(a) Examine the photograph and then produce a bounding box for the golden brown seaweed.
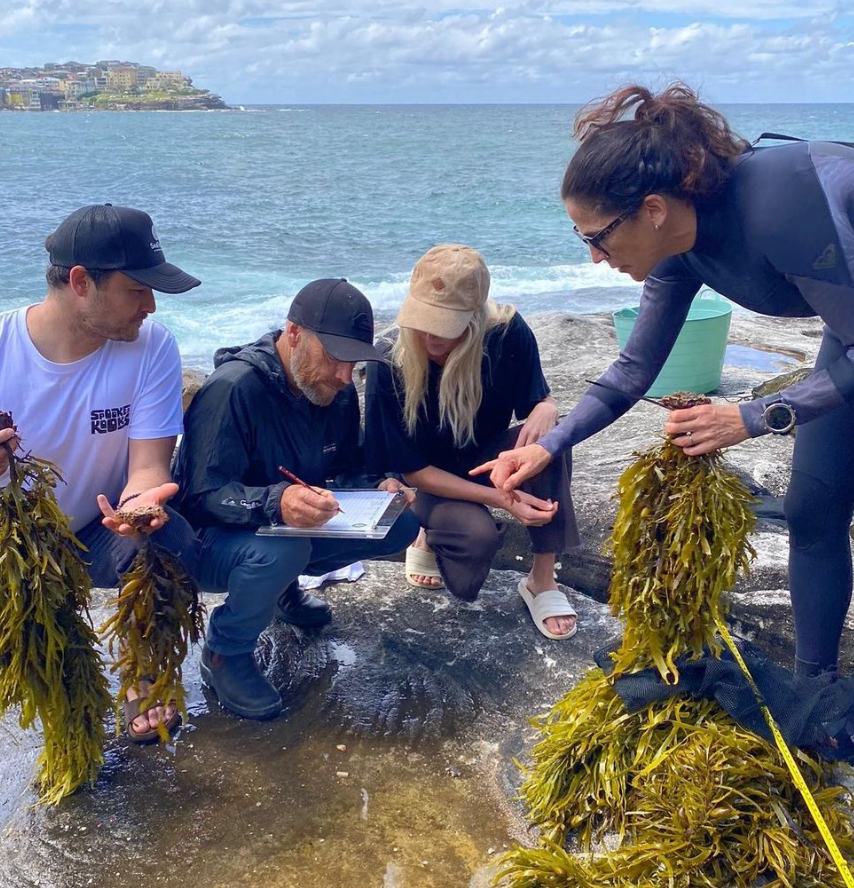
[495,413,854,887]
[0,410,110,804]
[100,538,205,742]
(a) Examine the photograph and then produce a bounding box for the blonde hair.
[391,301,517,448]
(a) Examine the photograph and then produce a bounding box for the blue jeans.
[76,505,201,588]
[196,510,419,656]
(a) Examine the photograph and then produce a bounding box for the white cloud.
[1,0,852,101]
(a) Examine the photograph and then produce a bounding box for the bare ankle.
[414,529,431,551]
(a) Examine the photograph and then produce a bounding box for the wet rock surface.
[0,566,620,888]
[2,309,850,887]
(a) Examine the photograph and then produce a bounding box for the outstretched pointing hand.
[469,443,553,492]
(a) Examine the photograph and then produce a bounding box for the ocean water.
[2,103,853,369]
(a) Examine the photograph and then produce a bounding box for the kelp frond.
[496,410,854,888]
[100,533,204,742]
[0,411,110,803]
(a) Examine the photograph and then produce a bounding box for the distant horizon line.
[231,100,854,106]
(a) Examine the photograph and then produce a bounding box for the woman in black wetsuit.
[475,83,854,678]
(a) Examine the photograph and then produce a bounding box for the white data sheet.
[255,489,409,539]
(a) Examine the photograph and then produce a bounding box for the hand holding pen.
[277,466,343,528]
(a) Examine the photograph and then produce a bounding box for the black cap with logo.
[287,278,384,363]
[45,204,201,294]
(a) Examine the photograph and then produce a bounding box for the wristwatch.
[761,397,796,435]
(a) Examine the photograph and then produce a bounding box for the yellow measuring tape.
[714,616,854,887]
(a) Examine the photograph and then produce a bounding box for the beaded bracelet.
[116,492,143,510]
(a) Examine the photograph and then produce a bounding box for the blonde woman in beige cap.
[365,245,580,640]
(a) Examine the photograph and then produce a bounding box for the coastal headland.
[0,61,227,111]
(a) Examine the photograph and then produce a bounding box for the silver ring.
[686,431,694,439]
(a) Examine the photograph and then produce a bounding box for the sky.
[1,0,853,104]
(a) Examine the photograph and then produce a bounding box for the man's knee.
[150,507,202,575]
[785,471,854,550]
[241,535,313,575]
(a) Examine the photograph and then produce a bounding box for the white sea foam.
[353,261,640,313]
[159,260,644,367]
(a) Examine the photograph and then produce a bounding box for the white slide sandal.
[405,545,445,589]
[518,579,578,640]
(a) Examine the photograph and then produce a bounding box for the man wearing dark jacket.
[173,279,418,720]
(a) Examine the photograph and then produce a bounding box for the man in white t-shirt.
[0,203,201,745]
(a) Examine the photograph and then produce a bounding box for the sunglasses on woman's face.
[572,205,639,259]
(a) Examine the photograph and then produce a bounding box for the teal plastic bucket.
[612,290,732,398]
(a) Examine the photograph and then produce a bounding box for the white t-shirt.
[0,306,184,532]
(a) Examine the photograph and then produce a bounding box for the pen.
[278,466,345,514]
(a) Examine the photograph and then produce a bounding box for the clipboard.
[255,488,412,540]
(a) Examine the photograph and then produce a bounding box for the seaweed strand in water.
[496,395,854,887]
[100,513,205,742]
[0,409,110,804]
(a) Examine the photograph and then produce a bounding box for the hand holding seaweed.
[0,409,110,804]
[97,482,178,536]
[607,399,757,682]
[665,399,751,455]
[0,411,19,475]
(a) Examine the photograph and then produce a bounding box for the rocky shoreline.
[2,308,847,888]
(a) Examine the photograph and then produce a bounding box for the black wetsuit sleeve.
[738,284,854,436]
[174,374,289,528]
[738,274,852,435]
[538,260,701,456]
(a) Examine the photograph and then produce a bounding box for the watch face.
[765,403,794,432]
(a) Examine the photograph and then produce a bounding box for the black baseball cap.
[45,204,201,294]
[287,278,384,362]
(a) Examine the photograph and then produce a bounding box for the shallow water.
[1,679,510,888]
[725,343,801,373]
[3,571,598,888]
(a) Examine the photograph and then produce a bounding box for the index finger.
[468,459,496,477]
[666,405,705,425]
[520,492,557,511]
[304,487,340,512]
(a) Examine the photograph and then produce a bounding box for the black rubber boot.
[275,581,332,629]
[200,646,282,719]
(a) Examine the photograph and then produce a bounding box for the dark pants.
[77,504,419,658]
[411,425,580,601]
[786,329,854,674]
[196,510,419,656]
